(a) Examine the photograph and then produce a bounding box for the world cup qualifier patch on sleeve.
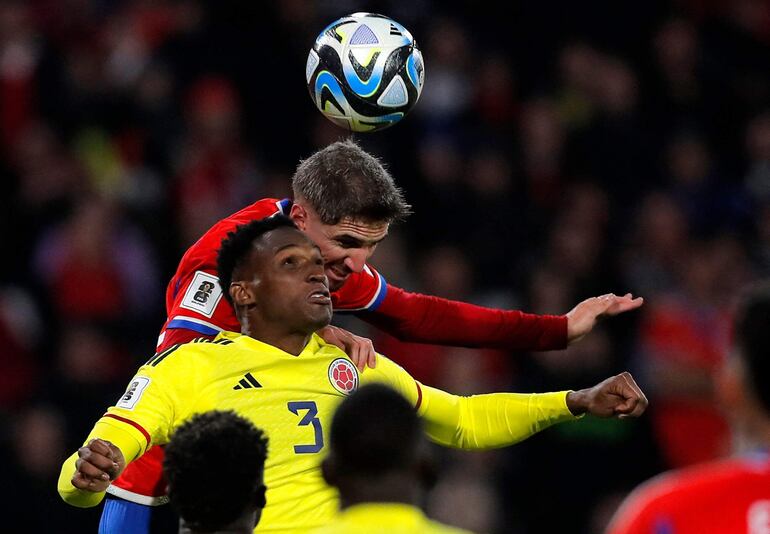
[117,377,151,410]
[180,271,223,318]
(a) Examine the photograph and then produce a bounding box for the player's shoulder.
[227,197,288,222]
[332,264,388,312]
[619,455,767,516]
[143,333,239,368]
[198,198,287,240]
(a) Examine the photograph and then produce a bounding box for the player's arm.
[57,346,192,507]
[371,358,648,449]
[419,372,647,449]
[361,284,642,351]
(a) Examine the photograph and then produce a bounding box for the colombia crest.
[328,358,359,395]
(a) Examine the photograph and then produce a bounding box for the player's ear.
[416,438,438,491]
[320,455,337,487]
[230,282,256,306]
[254,483,267,509]
[716,355,748,419]
[290,202,308,231]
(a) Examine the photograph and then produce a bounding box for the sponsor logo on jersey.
[233,372,262,390]
[328,358,358,395]
[180,271,223,318]
[117,377,151,410]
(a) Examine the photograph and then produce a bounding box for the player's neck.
[240,314,312,356]
[256,331,312,356]
[338,473,421,510]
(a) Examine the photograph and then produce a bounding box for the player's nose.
[307,269,328,287]
[343,249,368,273]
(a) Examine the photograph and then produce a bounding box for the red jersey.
[607,452,770,534]
[108,197,568,505]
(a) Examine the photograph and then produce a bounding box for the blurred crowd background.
[1,0,769,532]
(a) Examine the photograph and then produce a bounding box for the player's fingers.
[88,438,115,460]
[350,342,366,373]
[75,459,112,481]
[79,445,120,474]
[367,343,377,369]
[72,471,109,492]
[620,372,648,417]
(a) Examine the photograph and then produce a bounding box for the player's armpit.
[418,386,579,449]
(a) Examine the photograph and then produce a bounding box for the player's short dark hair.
[292,139,412,225]
[734,282,770,415]
[329,383,422,477]
[217,215,298,306]
[163,410,269,532]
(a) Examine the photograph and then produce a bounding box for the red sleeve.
[360,284,568,351]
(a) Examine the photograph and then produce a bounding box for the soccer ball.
[306,13,425,133]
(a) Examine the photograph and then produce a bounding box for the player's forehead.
[326,217,389,241]
[256,226,319,256]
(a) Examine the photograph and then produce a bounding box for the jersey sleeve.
[57,345,198,508]
[331,264,388,312]
[366,355,579,450]
[164,269,237,338]
[360,284,568,351]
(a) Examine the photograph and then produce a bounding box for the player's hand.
[71,439,125,493]
[318,325,377,372]
[566,293,643,345]
[566,372,648,418]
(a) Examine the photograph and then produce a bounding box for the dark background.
[1,0,768,532]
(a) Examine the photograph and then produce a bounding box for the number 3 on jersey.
[288,401,324,454]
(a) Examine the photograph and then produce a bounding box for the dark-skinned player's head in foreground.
[289,139,412,291]
[321,383,436,509]
[217,215,333,354]
[163,410,268,534]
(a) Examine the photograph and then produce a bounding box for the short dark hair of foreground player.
[319,383,472,533]
[163,411,268,534]
[323,383,431,501]
[217,214,298,307]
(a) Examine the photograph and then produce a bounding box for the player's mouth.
[325,266,350,289]
[307,286,331,305]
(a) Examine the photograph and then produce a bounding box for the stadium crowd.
[1,1,768,532]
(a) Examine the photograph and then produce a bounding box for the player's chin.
[304,303,333,329]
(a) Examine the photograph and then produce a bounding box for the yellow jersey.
[59,331,577,532]
[312,503,473,534]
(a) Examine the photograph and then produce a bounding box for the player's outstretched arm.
[361,285,642,351]
[416,372,647,450]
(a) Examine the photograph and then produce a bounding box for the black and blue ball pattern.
[306,13,425,132]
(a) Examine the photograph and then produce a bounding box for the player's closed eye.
[335,238,363,249]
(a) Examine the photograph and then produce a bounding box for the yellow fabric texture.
[311,503,474,534]
[58,331,577,532]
